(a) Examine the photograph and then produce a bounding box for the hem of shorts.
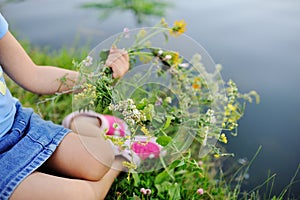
[0,127,71,200]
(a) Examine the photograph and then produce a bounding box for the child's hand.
[105,46,130,78]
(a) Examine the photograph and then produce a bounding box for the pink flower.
[132,141,160,160]
[145,189,152,195]
[123,27,130,38]
[155,98,162,106]
[140,188,146,195]
[197,188,204,195]
[140,188,152,195]
[198,160,203,166]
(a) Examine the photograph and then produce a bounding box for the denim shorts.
[0,102,71,200]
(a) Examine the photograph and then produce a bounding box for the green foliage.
[106,151,240,199]
[107,147,300,200]
[81,0,172,24]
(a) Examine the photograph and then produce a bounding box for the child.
[0,12,161,200]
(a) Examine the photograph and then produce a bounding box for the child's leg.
[43,131,115,180]
[43,115,117,180]
[11,157,125,200]
[10,116,126,199]
[69,115,106,137]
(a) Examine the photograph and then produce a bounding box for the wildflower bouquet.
[72,19,259,171]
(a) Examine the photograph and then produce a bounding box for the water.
[2,0,300,197]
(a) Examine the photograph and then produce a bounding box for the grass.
[5,38,299,200]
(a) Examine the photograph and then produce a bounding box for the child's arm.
[0,31,129,95]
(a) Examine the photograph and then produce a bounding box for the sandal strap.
[62,111,130,137]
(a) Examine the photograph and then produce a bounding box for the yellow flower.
[214,154,220,158]
[139,54,153,64]
[122,161,137,170]
[141,126,151,137]
[172,52,180,65]
[137,28,147,38]
[222,122,226,128]
[160,18,168,28]
[192,77,202,89]
[220,133,228,144]
[227,103,237,111]
[192,83,201,89]
[194,77,201,82]
[169,20,186,37]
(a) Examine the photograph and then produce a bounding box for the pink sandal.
[63,111,163,167]
[62,111,130,137]
[126,136,162,160]
[114,136,163,167]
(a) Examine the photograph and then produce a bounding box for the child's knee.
[71,115,99,129]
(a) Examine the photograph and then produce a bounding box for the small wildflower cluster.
[73,83,96,108]
[205,109,217,125]
[82,55,93,67]
[169,19,186,37]
[221,80,259,133]
[219,133,228,144]
[222,80,241,131]
[140,188,152,196]
[108,99,146,127]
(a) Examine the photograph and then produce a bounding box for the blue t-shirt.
[0,13,17,138]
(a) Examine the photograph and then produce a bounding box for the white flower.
[82,56,93,67]
[132,109,140,115]
[238,158,248,165]
[210,116,216,124]
[155,98,162,106]
[108,104,114,111]
[123,27,130,38]
[206,109,214,116]
[164,55,172,60]
[179,63,189,68]
[127,99,134,104]
[148,153,155,159]
[165,97,172,104]
[130,104,136,109]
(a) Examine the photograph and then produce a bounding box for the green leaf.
[132,172,140,187]
[154,170,172,185]
[163,32,169,43]
[136,98,148,110]
[155,182,172,198]
[168,159,185,170]
[143,104,155,121]
[99,49,109,62]
[168,182,181,200]
[156,135,172,147]
[163,115,174,130]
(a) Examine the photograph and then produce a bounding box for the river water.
[2,0,300,197]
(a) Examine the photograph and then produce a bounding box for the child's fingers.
[111,59,128,78]
[105,48,129,78]
[110,45,117,53]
